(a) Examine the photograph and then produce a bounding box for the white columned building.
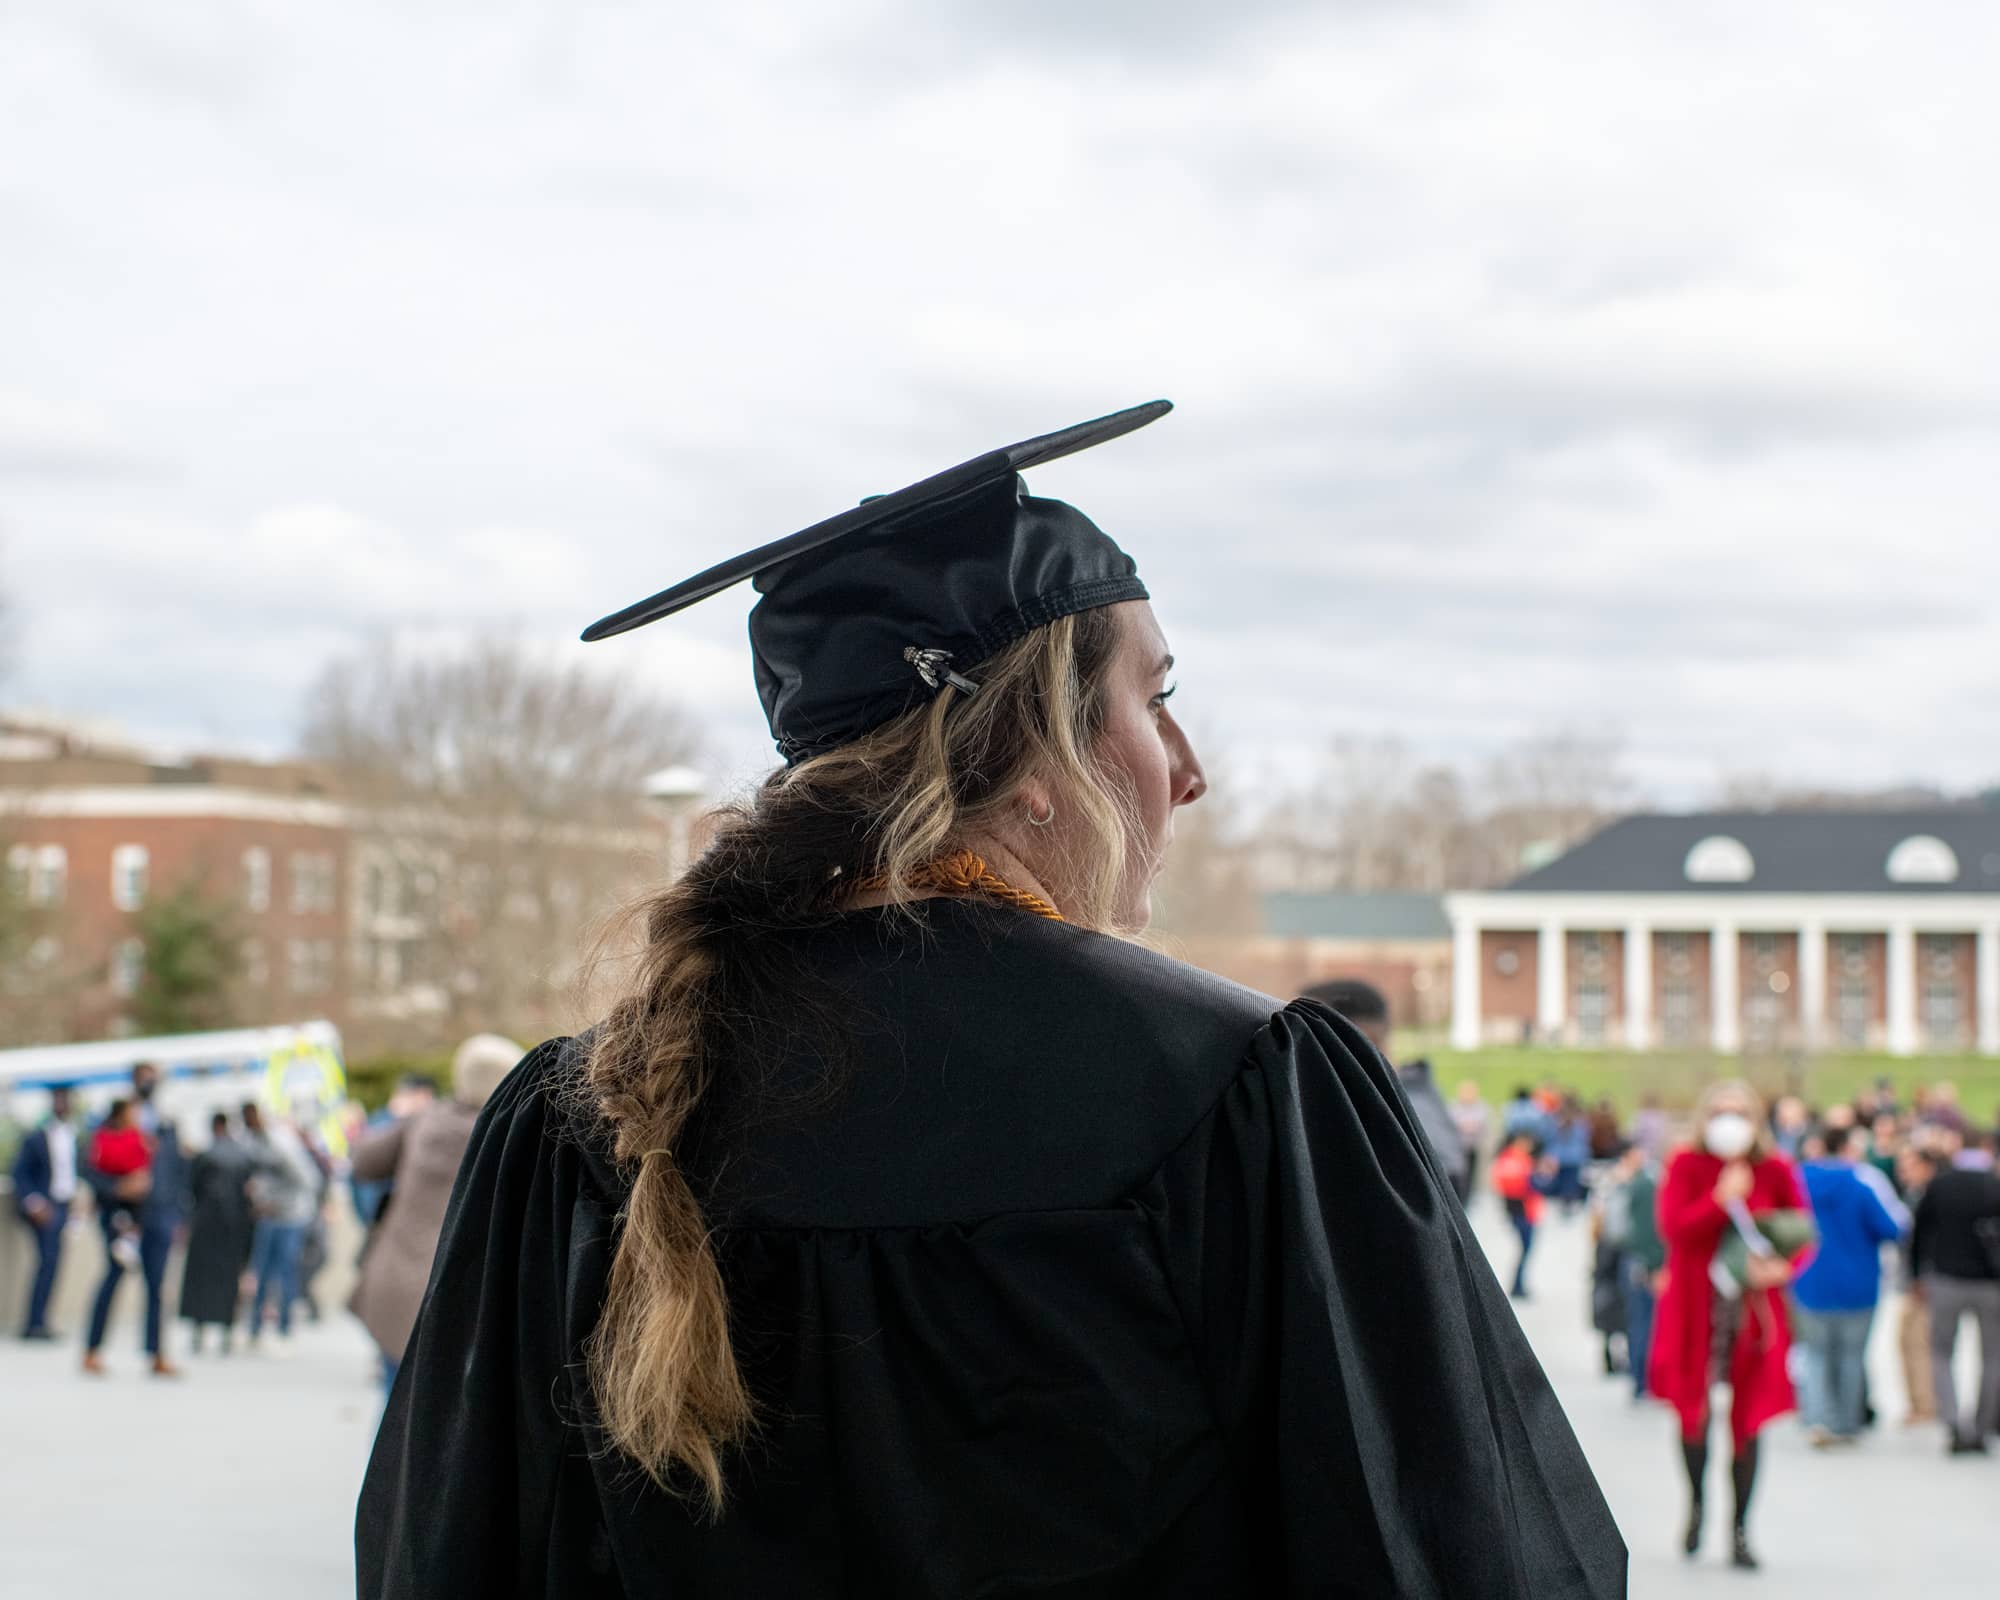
[1442,813,2000,1057]
[1979,922,2000,1057]
[1710,917,1740,1054]
[1450,914,1482,1050]
[1798,918,1827,1052]
[1623,919,1652,1048]
[1536,919,1566,1041]
[1885,920,1919,1058]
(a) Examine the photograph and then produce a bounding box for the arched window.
[1683,835,1754,884]
[1886,835,1959,885]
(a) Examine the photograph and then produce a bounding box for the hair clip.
[903,646,981,697]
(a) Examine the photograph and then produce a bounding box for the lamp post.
[642,765,708,881]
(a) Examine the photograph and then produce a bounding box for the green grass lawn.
[341,1039,2000,1122]
[1397,1035,2000,1117]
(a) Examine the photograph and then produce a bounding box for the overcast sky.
[4,0,1996,806]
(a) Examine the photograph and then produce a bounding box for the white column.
[1887,920,1918,1057]
[1798,918,1827,1052]
[1623,921,1652,1049]
[1978,922,2000,1058]
[1451,915,1482,1050]
[1537,919,1567,1043]
[1711,920,1740,1054]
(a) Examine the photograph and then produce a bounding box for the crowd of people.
[13,998,2000,1585]
[1465,1067,2000,1571]
[9,1061,343,1370]
[7,1038,519,1382]
[1294,977,2000,1573]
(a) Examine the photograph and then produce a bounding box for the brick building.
[1445,812,2000,1056]
[1,720,672,1047]
[1,728,350,1040]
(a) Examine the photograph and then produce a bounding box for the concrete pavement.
[1,1199,1992,1596]
[1,1315,380,1598]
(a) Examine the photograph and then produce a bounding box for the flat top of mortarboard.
[580,399,1171,643]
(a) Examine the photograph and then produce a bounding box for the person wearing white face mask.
[1645,1081,1810,1573]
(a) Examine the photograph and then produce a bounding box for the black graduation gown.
[179,1136,255,1325]
[357,901,1625,1598]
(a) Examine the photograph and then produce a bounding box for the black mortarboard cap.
[583,400,1170,762]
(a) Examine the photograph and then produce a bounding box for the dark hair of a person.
[105,1097,132,1124]
[1302,978,1389,1025]
[1512,1084,1534,1102]
[1821,1122,1854,1158]
[575,608,1140,1514]
[211,1111,229,1134]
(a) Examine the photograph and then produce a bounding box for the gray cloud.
[1352,355,1982,460]
[1,0,1995,804]
[0,443,172,485]
[816,0,1391,72]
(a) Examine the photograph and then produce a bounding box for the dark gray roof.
[1501,811,2000,895]
[1263,891,1451,939]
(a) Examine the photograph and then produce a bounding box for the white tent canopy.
[0,1020,346,1133]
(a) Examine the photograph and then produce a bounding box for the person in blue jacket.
[11,1085,80,1340]
[1546,1097,1593,1212]
[1792,1122,1909,1445]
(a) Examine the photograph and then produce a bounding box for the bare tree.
[1713,773,1963,812]
[300,635,703,1048]
[1264,729,1630,894]
[1474,730,1629,881]
[1150,769,1262,939]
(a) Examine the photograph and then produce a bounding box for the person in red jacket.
[1646,1080,1807,1572]
[1488,1129,1552,1299]
[88,1097,155,1271]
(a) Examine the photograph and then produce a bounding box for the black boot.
[1730,1438,1760,1569]
[1680,1435,1708,1557]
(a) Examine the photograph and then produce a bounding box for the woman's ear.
[1015,774,1056,828]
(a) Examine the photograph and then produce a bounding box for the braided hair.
[578,605,1135,1513]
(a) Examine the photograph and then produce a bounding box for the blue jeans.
[246,1220,307,1339]
[1506,1203,1536,1296]
[18,1201,68,1334]
[1622,1258,1657,1398]
[1793,1303,1875,1436]
[86,1213,171,1356]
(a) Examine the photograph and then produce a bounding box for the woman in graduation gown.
[357,402,1625,1598]
[178,1109,256,1352]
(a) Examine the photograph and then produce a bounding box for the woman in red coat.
[1645,1080,1807,1572]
